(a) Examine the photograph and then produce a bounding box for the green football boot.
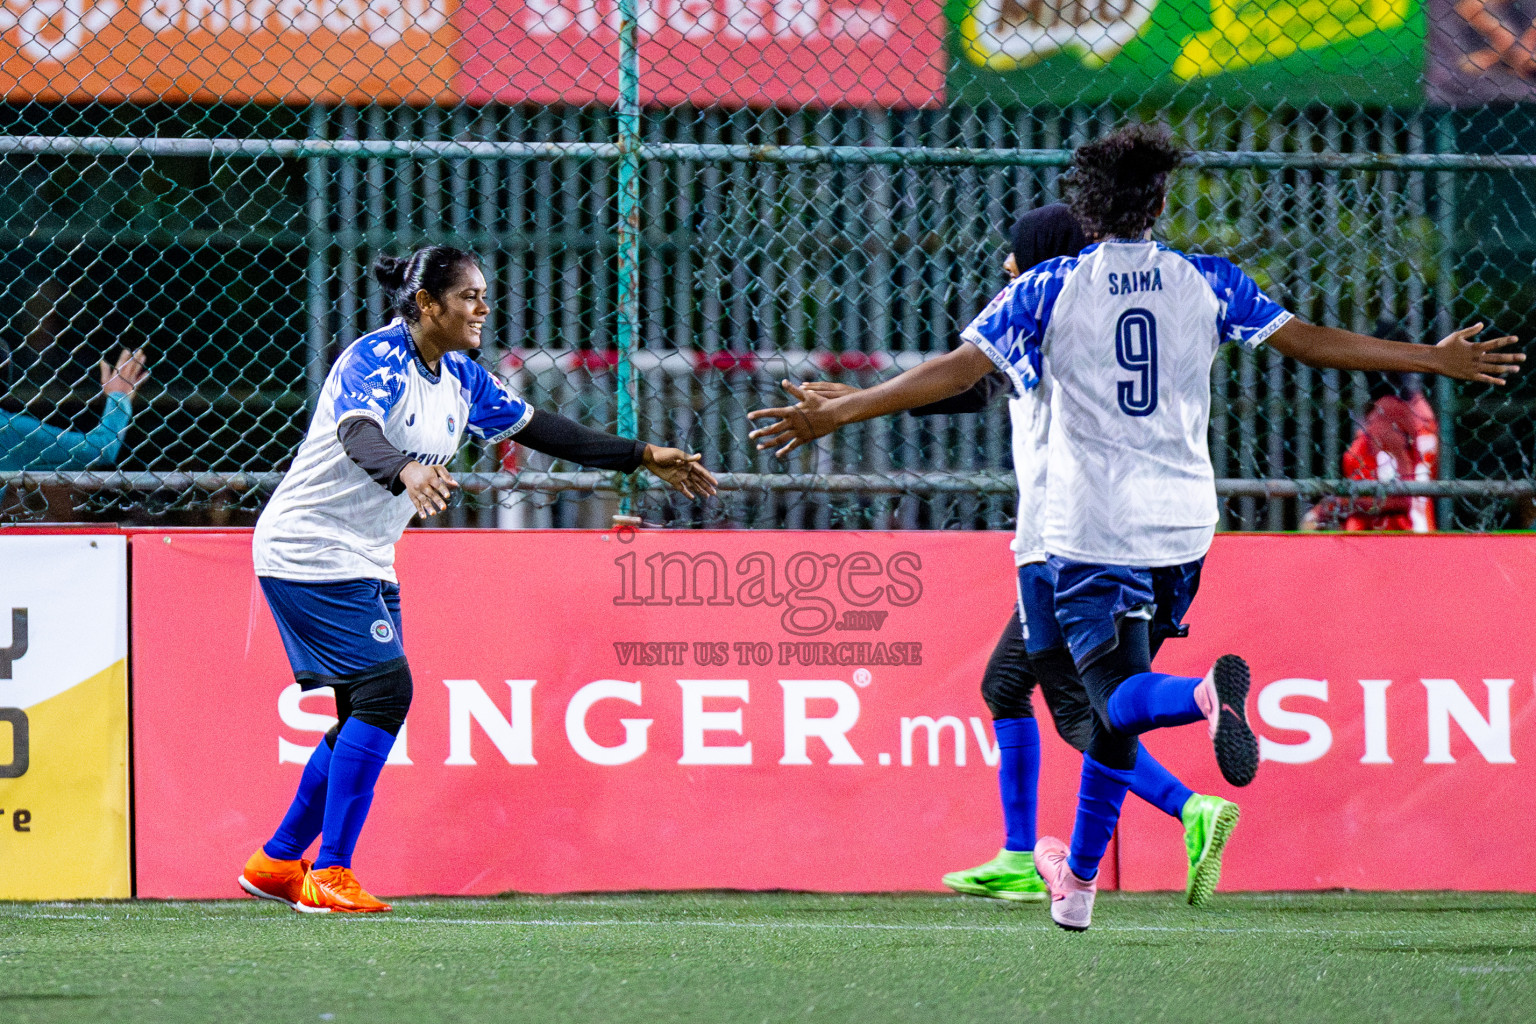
[1182,793,1240,908]
[941,848,1048,902]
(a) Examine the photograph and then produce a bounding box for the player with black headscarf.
[753,123,1519,929]
[805,204,1238,908]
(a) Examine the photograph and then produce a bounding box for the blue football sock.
[1108,671,1204,733]
[994,718,1041,853]
[1068,755,1135,880]
[263,738,333,861]
[314,719,395,871]
[1128,743,1195,820]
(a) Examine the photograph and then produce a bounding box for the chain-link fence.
[0,1,1532,530]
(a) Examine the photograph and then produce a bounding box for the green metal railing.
[3,104,1534,530]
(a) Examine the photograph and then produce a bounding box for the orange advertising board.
[0,0,459,105]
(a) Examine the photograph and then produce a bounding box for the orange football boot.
[296,865,392,914]
[238,849,311,908]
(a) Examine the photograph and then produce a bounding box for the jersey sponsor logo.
[1107,268,1163,296]
[370,619,396,643]
[404,450,453,466]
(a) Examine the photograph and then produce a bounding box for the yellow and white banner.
[0,535,129,899]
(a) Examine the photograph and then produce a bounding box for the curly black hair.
[1063,123,1186,241]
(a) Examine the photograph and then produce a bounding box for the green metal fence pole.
[615,0,641,516]
[305,106,330,410]
[1436,112,1459,528]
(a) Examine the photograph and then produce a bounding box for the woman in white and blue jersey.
[239,246,715,914]
[803,206,1237,909]
[750,124,1521,931]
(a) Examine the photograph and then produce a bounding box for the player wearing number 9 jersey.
[807,206,1237,907]
[748,122,1521,931]
[968,239,1289,568]
[939,206,1239,908]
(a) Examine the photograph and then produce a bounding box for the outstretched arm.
[514,411,717,499]
[801,371,1010,416]
[747,343,997,457]
[8,398,131,471]
[460,359,716,500]
[1268,319,1523,384]
[340,408,717,520]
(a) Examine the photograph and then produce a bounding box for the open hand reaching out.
[642,446,718,499]
[746,380,842,458]
[1431,323,1524,385]
[400,461,458,518]
[100,348,149,398]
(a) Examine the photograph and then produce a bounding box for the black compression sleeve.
[513,409,648,472]
[909,370,1011,416]
[338,417,413,495]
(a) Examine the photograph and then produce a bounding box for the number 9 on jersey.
[1115,308,1159,417]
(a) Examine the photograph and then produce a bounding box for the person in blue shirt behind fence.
[0,347,148,472]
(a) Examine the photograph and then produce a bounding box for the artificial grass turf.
[1,892,1534,1023]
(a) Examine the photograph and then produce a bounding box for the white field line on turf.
[0,910,1069,932]
[315,916,1494,939]
[2,910,1531,942]
[388,917,1090,932]
[0,910,1384,936]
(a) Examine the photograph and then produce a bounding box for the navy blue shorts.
[1046,556,1203,670]
[1016,562,1065,656]
[259,577,406,690]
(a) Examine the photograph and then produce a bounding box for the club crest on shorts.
[370,619,395,643]
[446,414,456,434]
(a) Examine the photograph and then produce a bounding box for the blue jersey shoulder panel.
[960,253,1078,393]
[1175,252,1292,348]
[447,351,534,443]
[329,321,413,426]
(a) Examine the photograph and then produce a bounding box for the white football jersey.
[1008,384,1051,568]
[254,319,532,582]
[966,240,1291,567]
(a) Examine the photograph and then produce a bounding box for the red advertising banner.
[130,530,1536,899]
[0,0,943,106]
[456,0,946,107]
[1118,534,1536,892]
[132,528,1096,899]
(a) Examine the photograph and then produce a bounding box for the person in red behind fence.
[238,245,715,915]
[1305,351,1440,532]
